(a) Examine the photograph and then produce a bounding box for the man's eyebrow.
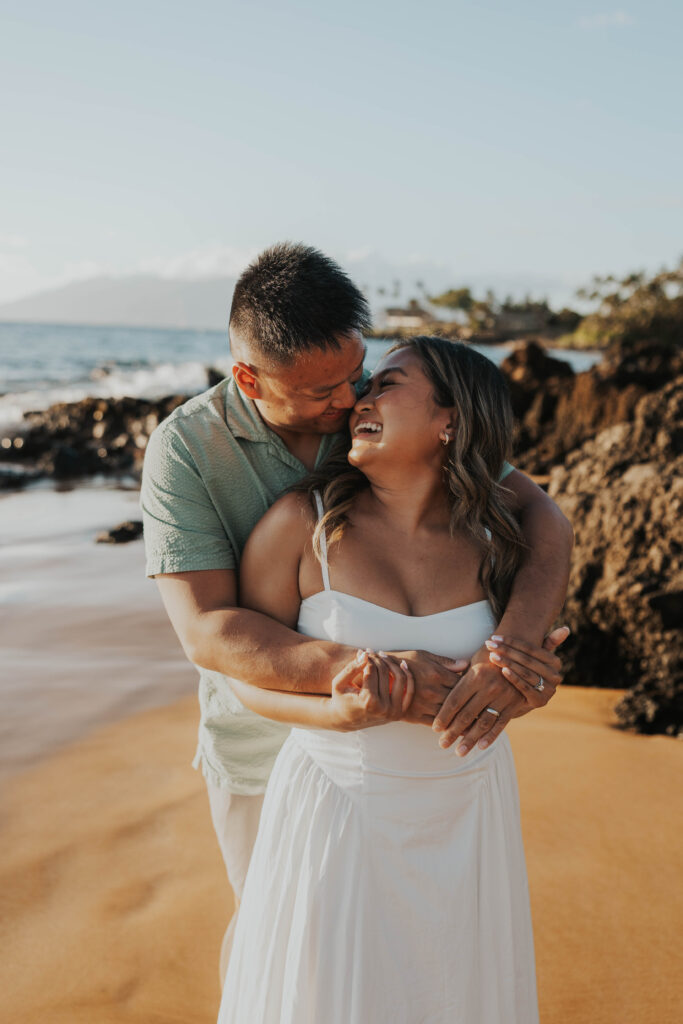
[309,349,367,394]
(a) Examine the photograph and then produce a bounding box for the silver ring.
[534,676,545,692]
[484,706,501,718]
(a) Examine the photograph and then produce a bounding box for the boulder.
[547,377,683,735]
[505,338,683,474]
[96,520,144,544]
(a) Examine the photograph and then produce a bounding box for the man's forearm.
[496,496,573,646]
[185,606,354,695]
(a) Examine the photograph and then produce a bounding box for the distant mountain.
[0,275,237,330]
[0,267,582,331]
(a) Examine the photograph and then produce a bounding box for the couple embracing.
[141,243,573,1023]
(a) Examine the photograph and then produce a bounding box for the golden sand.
[1,688,681,1024]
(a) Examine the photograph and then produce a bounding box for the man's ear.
[232,362,260,399]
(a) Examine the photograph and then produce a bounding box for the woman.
[218,338,541,1023]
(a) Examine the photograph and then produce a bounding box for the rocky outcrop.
[0,394,187,484]
[503,338,683,474]
[96,520,144,544]
[547,378,683,735]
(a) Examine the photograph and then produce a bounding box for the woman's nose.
[353,389,373,414]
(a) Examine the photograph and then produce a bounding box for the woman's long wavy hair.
[297,336,526,621]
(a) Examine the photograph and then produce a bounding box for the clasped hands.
[328,628,569,755]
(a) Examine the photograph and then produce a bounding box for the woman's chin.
[348,440,380,469]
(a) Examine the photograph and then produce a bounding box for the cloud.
[0,234,28,250]
[137,244,258,279]
[578,11,635,29]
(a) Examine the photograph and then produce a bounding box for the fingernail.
[456,743,469,757]
[490,652,502,663]
[439,736,451,748]
[478,739,489,750]
[355,649,365,663]
[400,659,408,671]
[485,640,498,649]
[378,650,387,656]
[433,721,444,732]
[491,635,503,641]
[502,667,513,678]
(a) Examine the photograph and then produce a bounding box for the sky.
[1,0,681,307]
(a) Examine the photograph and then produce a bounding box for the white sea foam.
[0,358,233,431]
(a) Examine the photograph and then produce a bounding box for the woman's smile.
[352,419,383,440]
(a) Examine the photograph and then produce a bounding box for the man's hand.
[386,650,470,724]
[430,627,570,756]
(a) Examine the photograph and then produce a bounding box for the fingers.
[484,637,562,688]
[426,653,470,673]
[377,652,413,718]
[331,652,366,694]
[432,664,520,753]
[399,660,415,714]
[460,694,522,752]
[543,625,570,651]
[359,654,380,703]
[499,664,556,708]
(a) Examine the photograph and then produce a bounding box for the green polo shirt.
[141,377,342,792]
[141,375,515,793]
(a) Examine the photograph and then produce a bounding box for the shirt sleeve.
[141,420,237,577]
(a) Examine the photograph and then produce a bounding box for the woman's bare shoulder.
[245,491,316,554]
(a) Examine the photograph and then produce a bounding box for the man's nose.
[330,381,358,409]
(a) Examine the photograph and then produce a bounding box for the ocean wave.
[0,358,233,431]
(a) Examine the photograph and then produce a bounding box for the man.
[141,242,572,977]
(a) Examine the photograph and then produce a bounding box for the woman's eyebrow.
[373,366,408,381]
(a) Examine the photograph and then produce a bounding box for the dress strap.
[313,490,331,592]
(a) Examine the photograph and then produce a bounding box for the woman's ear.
[232,362,260,399]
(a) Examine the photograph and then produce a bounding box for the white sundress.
[218,495,538,1023]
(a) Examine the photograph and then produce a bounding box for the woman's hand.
[430,626,570,755]
[327,650,414,731]
[483,626,569,707]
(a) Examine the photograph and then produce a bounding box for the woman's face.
[348,347,453,472]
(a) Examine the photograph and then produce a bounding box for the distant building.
[384,303,432,330]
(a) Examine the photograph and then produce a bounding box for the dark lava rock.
[505,338,683,475]
[96,519,144,544]
[0,394,188,483]
[547,377,683,736]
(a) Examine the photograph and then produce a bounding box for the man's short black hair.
[229,242,372,362]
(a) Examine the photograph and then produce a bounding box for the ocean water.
[0,321,601,432]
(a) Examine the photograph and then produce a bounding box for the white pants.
[205,780,265,985]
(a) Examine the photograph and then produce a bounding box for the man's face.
[248,331,366,436]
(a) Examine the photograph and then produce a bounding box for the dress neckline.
[300,589,491,622]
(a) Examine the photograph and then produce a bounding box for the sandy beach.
[1,488,681,1024]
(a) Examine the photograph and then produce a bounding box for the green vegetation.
[568,259,683,350]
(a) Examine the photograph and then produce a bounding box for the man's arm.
[428,471,573,753]
[494,469,573,646]
[156,567,353,695]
